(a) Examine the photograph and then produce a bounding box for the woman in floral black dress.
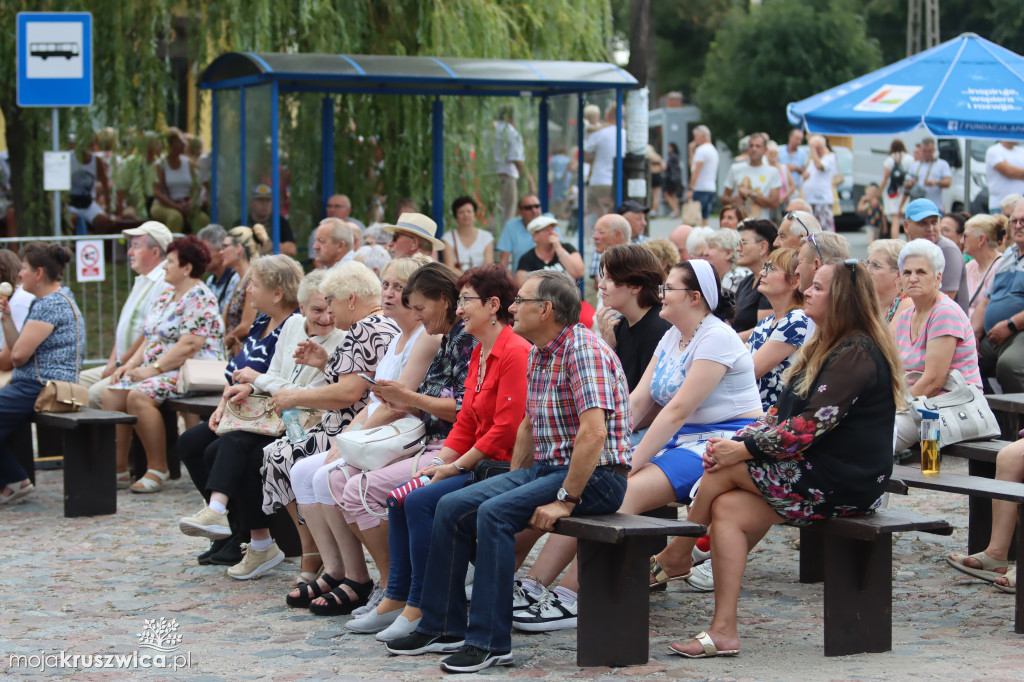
[655,258,906,659]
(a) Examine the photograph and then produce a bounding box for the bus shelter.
[199,52,638,252]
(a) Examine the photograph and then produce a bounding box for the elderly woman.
[864,239,913,324]
[513,261,763,629]
[718,205,745,231]
[892,238,983,451]
[748,248,811,411]
[174,255,308,573]
[221,225,269,355]
[0,244,83,505]
[105,235,225,493]
[654,259,904,658]
[441,196,494,273]
[704,228,751,295]
[685,227,716,260]
[347,264,529,639]
[964,214,1006,320]
[285,262,476,615]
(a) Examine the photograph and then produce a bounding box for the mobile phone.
[358,373,377,385]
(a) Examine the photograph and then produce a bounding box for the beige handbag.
[176,359,229,393]
[33,291,88,413]
[215,393,285,437]
[681,199,703,226]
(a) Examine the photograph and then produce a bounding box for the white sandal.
[130,469,169,494]
[116,471,132,490]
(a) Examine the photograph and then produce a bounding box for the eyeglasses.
[658,285,693,298]
[862,259,886,272]
[219,241,234,250]
[513,297,548,306]
[739,240,761,247]
[807,233,825,264]
[844,258,859,283]
[786,211,814,237]
[520,203,542,211]
[457,295,483,307]
[1011,218,1024,227]
[760,262,775,275]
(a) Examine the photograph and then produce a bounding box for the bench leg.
[822,534,892,656]
[1017,506,1024,635]
[63,424,117,517]
[799,528,824,583]
[11,422,35,486]
[577,537,649,667]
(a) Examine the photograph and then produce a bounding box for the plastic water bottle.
[282,408,306,444]
[918,408,941,474]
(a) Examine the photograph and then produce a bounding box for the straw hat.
[382,213,447,251]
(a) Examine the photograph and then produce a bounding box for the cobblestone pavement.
[1,456,1021,681]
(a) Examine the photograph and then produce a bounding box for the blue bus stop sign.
[17,12,93,108]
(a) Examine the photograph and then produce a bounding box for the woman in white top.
[881,139,910,237]
[802,135,838,232]
[150,127,209,233]
[441,196,494,274]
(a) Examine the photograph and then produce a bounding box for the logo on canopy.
[853,84,923,113]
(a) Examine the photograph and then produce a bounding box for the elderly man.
[785,198,813,214]
[722,132,781,220]
[497,195,545,272]
[589,214,632,289]
[78,222,174,407]
[903,198,968,310]
[384,213,445,259]
[347,222,363,251]
[986,141,1024,214]
[245,184,297,256]
[795,231,850,291]
[197,224,239,314]
[687,125,719,226]
[386,271,631,673]
[774,210,822,249]
[308,193,366,257]
[904,137,952,211]
[669,224,693,261]
[618,200,649,243]
[973,200,1024,393]
[312,218,355,269]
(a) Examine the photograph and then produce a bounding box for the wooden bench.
[986,393,1024,440]
[164,394,302,557]
[798,509,953,656]
[890,464,1024,634]
[29,408,137,517]
[553,513,706,667]
[944,439,1014,554]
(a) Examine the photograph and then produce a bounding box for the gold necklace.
[476,349,489,393]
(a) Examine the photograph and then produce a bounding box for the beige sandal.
[130,469,169,494]
[946,551,1008,583]
[292,552,323,587]
[668,631,740,658]
[116,471,132,490]
[650,555,690,588]
[994,566,1016,594]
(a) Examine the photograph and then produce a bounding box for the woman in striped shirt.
[892,238,982,451]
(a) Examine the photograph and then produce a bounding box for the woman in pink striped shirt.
[892,238,982,450]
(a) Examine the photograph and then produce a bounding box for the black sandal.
[286,572,342,608]
[308,578,374,616]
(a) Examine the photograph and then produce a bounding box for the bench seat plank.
[164,395,221,417]
[35,407,136,428]
[555,514,704,543]
[944,440,1008,465]
[892,465,1024,503]
[802,509,953,541]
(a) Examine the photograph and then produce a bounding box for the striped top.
[893,295,982,389]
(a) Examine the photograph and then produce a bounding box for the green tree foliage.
[695,0,881,146]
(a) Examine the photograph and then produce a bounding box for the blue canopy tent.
[787,33,1024,140]
[198,53,638,253]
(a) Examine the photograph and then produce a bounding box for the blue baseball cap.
[905,198,942,222]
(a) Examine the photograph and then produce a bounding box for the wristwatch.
[556,488,581,505]
[153,360,162,373]
[1007,319,1018,333]
[451,462,467,473]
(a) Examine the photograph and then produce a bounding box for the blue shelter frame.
[199,52,638,253]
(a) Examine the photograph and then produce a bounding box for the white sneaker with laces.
[512,579,547,612]
[511,589,577,632]
[685,558,714,591]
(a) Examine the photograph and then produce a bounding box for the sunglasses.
[520,203,542,211]
[844,258,859,284]
[807,233,825,264]
[786,211,813,237]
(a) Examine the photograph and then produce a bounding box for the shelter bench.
[890,464,1024,634]
[553,513,706,667]
[798,508,953,656]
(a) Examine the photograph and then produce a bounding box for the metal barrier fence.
[0,234,134,365]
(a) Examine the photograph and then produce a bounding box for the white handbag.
[907,370,1000,447]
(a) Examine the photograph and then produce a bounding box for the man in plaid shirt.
[387,270,632,673]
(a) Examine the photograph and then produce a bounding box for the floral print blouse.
[417,319,478,440]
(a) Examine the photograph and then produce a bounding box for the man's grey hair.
[694,125,711,139]
[319,218,354,249]
[143,235,165,256]
[706,228,741,266]
[898,237,945,275]
[787,211,822,241]
[807,232,850,262]
[921,136,936,147]
[1000,193,1023,215]
[686,226,716,257]
[603,214,632,245]
[197,223,227,247]
[528,270,581,326]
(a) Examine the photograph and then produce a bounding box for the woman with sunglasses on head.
[652,258,904,659]
[864,239,913,325]
[220,225,269,356]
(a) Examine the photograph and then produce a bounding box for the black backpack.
[888,154,906,195]
[70,167,95,209]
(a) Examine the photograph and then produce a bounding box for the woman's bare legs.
[669,487,783,655]
[310,504,372,606]
[127,390,167,484]
[288,503,344,600]
[103,388,132,475]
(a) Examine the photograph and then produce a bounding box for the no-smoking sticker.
[76,239,104,282]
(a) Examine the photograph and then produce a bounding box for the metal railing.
[0,234,135,365]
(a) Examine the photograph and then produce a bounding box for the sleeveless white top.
[162,157,193,201]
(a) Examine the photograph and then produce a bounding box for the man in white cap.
[515,216,584,285]
[383,213,446,259]
[78,221,174,407]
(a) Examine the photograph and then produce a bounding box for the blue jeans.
[386,473,470,608]
[0,380,44,488]
[416,463,627,653]
[693,190,715,219]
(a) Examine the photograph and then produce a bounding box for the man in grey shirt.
[903,198,968,311]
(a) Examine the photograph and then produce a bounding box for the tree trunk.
[627,0,650,87]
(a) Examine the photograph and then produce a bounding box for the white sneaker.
[351,582,384,617]
[346,607,401,633]
[685,559,714,591]
[512,579,547,612]
[691,544,711,566]
[179,506,231,540]
[375,615,420,642]
[226,542,284,580]
[511,590,577,632]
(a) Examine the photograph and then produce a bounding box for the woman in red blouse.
[345,264,531,640]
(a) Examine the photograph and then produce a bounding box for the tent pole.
[614,89,624,208]
[576,94,585,295]
[432,98,445,235]
[239,86,247,229]
[271,81,281,254]
[210,94,219,224]
[963,139,971,213]
[539,97,549,212]
[322,97,335,220]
